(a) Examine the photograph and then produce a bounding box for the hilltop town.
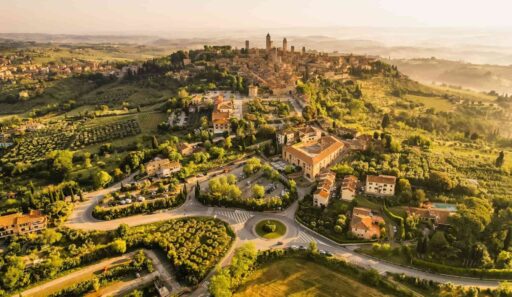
[0,33,511,297]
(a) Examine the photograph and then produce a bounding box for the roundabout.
[255,219,287,239]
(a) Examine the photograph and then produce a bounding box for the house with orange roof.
[0,210,47,238]
[212,94,235,134]
[146,158,181,177]
[313,171,336,207]
[341,175,358,201]
[282,135,344,180]
[350,207,384,240]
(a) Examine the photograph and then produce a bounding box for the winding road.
[62,169,502,296]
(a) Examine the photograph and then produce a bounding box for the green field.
[234,258,395,297]
[405,94,455,112]
[255,219,287,239]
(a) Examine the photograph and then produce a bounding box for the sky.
[1,0,512,34]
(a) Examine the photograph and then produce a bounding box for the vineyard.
[1,119,141,165]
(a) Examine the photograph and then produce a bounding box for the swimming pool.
[432,203,457,212]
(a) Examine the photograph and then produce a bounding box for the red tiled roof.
[284,135,344,166]
[366,175,396,185]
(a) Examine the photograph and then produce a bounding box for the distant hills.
[388,58,512,94]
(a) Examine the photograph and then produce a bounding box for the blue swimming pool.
[432,203,457,212]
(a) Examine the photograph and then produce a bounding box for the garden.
[255,219,287,239]
[197,158,298,211]
[0,217,234,295]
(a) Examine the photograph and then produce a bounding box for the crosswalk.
[295,231,317,244]
[213,209,254,224]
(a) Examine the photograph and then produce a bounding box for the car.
[290,245,299,250]
[299,245,306,250]
[120,200,126,205]
[125,199,132,204]
[276,241,283,246]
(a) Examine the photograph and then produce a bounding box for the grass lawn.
[234,258,395,297]
[255,219,287,239]
[405,94,455,112]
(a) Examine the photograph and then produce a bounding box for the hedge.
[92,194,185,220]
[412,258,512,279]
[383,201,405,240]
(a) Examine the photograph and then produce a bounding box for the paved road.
[20,251,135,297]
[63,172,501,295]
[20,249,179,297]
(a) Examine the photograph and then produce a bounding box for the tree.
[308,241,318,254]
[225,136,233,149]
[152,136,159,149]
[429,231,449,253]
[497,251,512,269]
[243,157,261,176]
[93,170,113,189]
[413,189,426,205]
[110,239,127,254]
[252,184,265,199]
[209,147,225,160]
[116,224,129,238]
[397,178,412,201]
[47,150,74,180]
[429,171,454,192]
[496,151,505,167]
[209,268,232,297]
[381,114,391,129]
[41,229,62,245]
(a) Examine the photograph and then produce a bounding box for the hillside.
[388,58,512,94]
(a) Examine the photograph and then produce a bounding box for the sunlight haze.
[1,0,512,34]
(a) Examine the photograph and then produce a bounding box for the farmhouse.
[282,135,344,180]
[405,203,457,226]
[313,171,336,207]
[0,210,47,238]
[177,142,197,156]
[276,125,321,145]
[365,175,396,196]
[146,158,181,177]
[350,207,384,240]
[341,175,358,201]
[212,95,235,135]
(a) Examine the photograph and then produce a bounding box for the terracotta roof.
[405,207,454,225]
[284,135,344,166]
[342,175,358,191]
[0,210,46,228]
[366,175,396,185]
[350,207,384,237]
[212,111,230,124]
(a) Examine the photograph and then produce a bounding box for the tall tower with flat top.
[283,38,288,52]
[266,33,272,52]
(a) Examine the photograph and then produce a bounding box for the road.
[20,249,180,297]
[63,171,501,295]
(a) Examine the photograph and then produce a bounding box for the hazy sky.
[1,0,512,34]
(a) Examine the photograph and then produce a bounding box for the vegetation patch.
[255,219,286,239]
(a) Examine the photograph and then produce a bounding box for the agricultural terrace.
[71,119,141,149]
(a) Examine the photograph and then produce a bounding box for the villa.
[282,135,344,180]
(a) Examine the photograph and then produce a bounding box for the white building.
[341,175,358,201]
[365,175,396,196]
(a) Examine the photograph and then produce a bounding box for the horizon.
[2,0,512,35]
